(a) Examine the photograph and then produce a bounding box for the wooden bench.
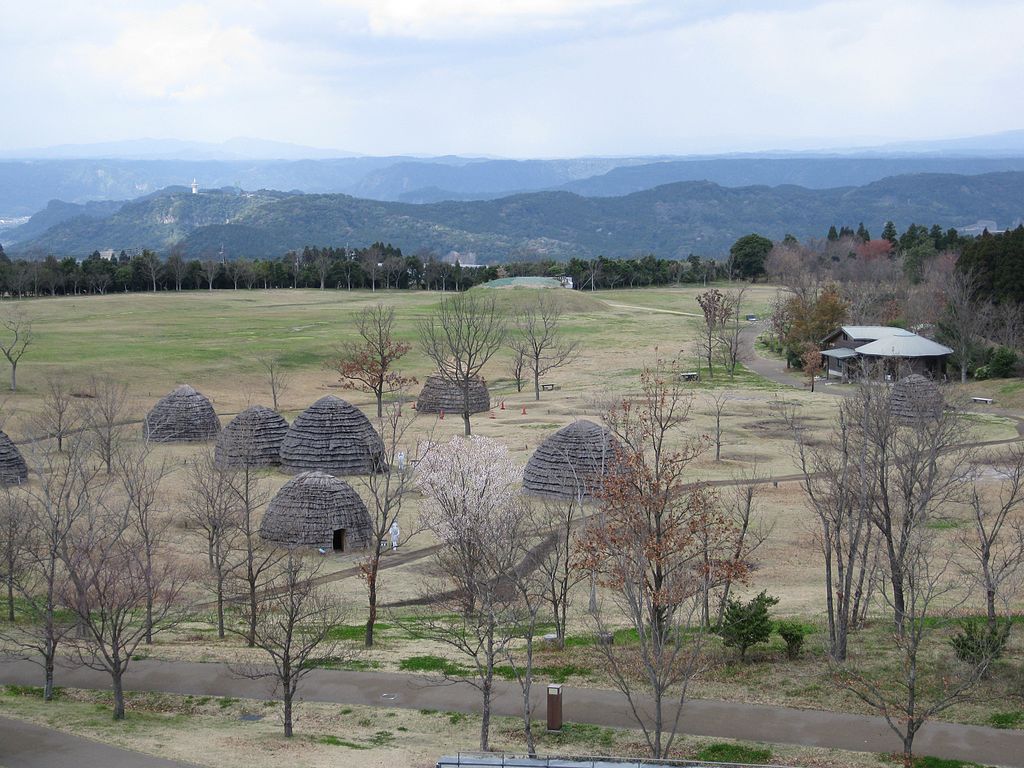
[678,371,700,382]
[972,396,994,405]
[541,383,557,391]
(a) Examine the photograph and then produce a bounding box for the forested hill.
[7,172,1024,261]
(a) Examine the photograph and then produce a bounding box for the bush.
[950,618,1011,672]
[989,710,1024,729]
[696,742,773,763]
[720,591,779,661]
[776,620,807,659]
[973,365,990,381]
[988,346,1018,378]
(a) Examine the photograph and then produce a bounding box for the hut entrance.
[332,529,347,552]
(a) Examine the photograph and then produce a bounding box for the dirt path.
[2,658,1020,767]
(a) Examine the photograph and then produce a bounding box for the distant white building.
[191,178,199,195]
[98,249,116,261]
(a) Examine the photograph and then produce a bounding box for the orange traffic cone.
[411,402,416,410]
[521,406,527,415]
[489,410,496,419]
[439,409,444,420]
[500,401,505,410]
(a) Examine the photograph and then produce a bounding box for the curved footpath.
[1,658,1021,767]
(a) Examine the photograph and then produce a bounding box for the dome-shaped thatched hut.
[890,374,944,422]
[214,406,289,468]
[143,385,220,442]
[416,374,490,414]
[0,430,28,485]
[523,419,620,500]
[279,396,385,475]
[259,471,373,551]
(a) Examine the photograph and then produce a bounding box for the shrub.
[720,591,779,661]
[950,618,1011,673]
[988,346,1018,378]
[776,620,807,659]
[989,710,1024,729]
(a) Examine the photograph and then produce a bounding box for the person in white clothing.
[389,520,400,551]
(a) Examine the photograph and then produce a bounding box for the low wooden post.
[546,683,563,732]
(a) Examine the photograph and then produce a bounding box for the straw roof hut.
[890,374,944,422]
[523,419,621,500]
[259,471,373,551]
[0,430,28,485]
[214,406,289,468]
[279,396,385,475]
[416,374,490,415]
[143,385,220,442]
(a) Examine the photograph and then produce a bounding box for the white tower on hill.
[191,178,199,195]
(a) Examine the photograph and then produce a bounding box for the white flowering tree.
[414,436,531,752]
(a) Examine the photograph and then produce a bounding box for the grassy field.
[1,284,1022,765]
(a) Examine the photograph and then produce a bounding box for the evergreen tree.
[827,225,839,241]
[882,221,898,244]
[720,591,779,661]
[856,222,870,241]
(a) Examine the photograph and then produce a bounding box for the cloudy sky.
[4,0,1022,157]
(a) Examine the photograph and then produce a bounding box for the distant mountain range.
[6,172,1024,262]
[2,130,1024,217]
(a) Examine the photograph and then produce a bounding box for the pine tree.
[856,222,870,241]
[882,221,898,244]
[827,225,839,241]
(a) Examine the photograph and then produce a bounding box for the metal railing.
[437,751,795,768]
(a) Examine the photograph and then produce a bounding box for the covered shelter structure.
[143,385,220,442]
[259,471,373,552]
[523,419,620,500]
[416,373,490,415]
[820,326,952,381]
[0,430,28,485]
[279,395,385,475]
[214,406,289,468]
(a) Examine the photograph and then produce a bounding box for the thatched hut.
[523,419,620,500]
[890,374,944,422]
[416,374,490,414]
[143,385,220,442]
[279,396,385,475]
[0,430,28,485]
[214,406,289,468]
[259,471,373,551]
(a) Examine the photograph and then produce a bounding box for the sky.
[3,0,1023,157]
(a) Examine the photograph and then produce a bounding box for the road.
[2,658,1021,767]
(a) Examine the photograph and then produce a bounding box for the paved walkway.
[0,715,197,768]
[2,659,1021,766]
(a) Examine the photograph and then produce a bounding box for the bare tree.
[185,451,239,638]
[166,249,188,291]
[580,359,742,758]
[226,461,279,647]
[200,258,219,290]
[257,355,292,412]
[838,538,990,768]
[78,375,130,474]
[334,305,414,418]
[419,293,507,436]
[716,287,748,378]
[790,394,877,661]
[0,489,30,622]
[695,289,729,379]
[942,269,991,383]
[361,249,381,291]
[961,445,1024,631]
[138,252,161,292]
[709,392,731,462]
[533,496,587,648]
[63,502,189,720]
[0,307,33,391]
[4,436,107,700]
[508,344,526,393]
[413,435,528,751]
[115,443,172,645]
[509,295,580,401]
[357,397,421,647]
[32,376,79,453]
[232,550,347,736]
